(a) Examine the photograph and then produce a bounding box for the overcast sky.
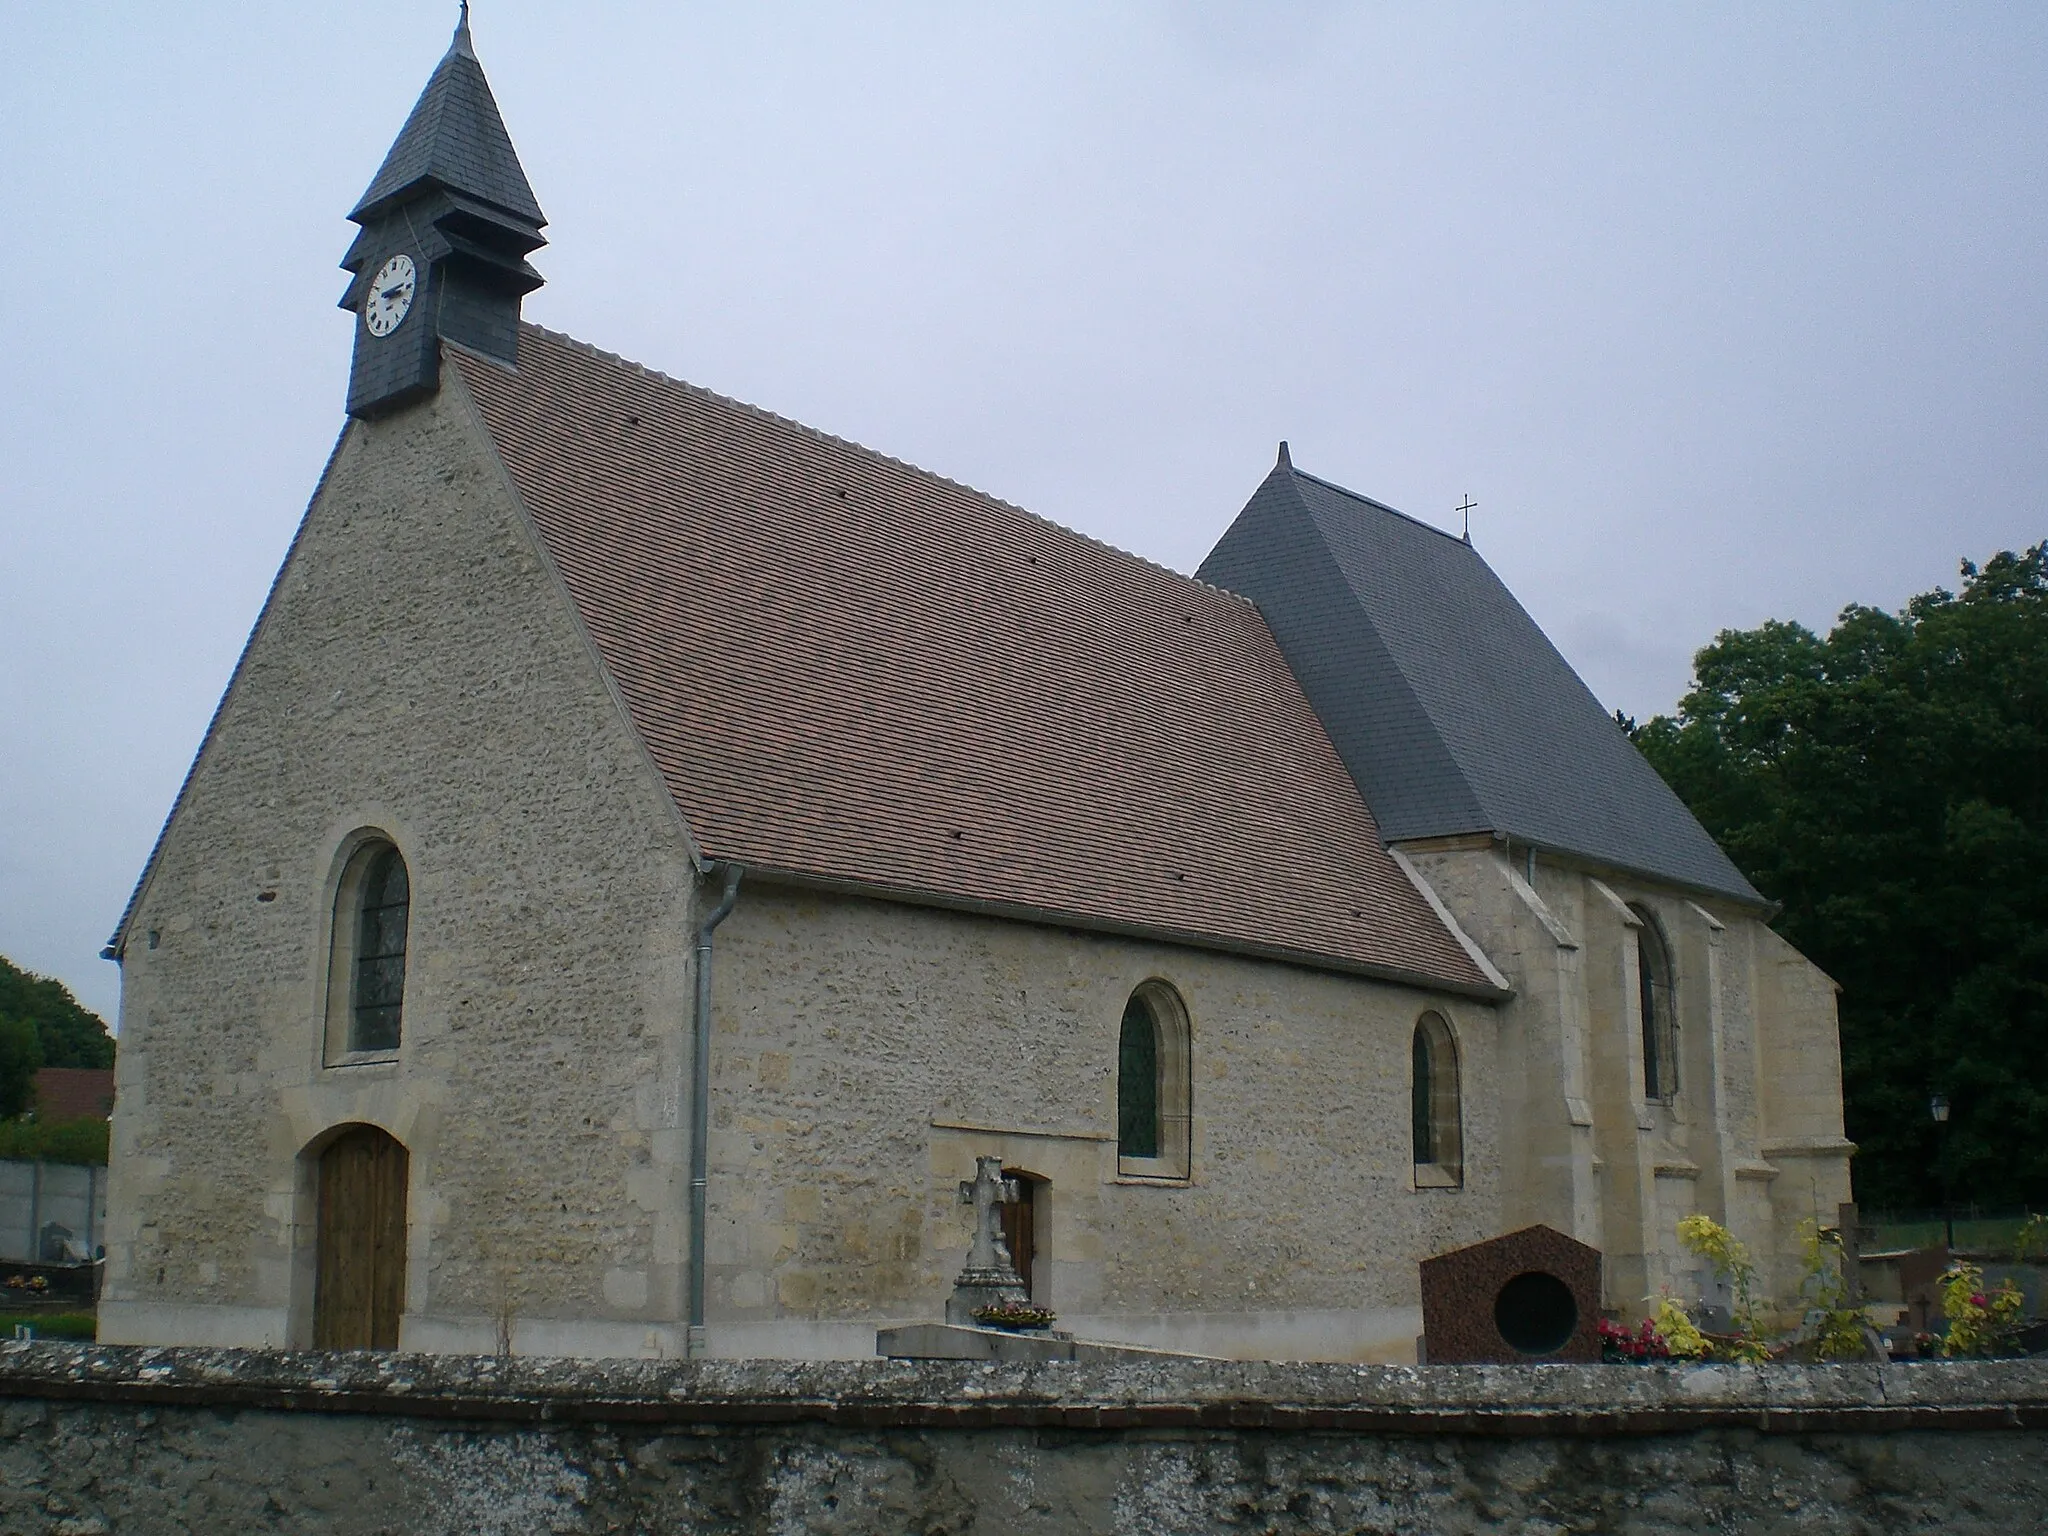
[5,2,2044,1023]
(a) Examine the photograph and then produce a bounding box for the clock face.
[363,253,417,338]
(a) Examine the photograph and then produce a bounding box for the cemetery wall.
[2,1345,2045,1535]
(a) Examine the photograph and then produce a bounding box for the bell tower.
[339,6,547,418]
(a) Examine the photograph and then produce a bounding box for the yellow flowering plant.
[1938,1262,2025,1358]
[1677,1214,1771,1363]
[1649,1297,1708,1360]
[1796,1219,1874,1362]
[2013,1214,2048,1263]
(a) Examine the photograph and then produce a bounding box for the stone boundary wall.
[2,1345,2045,1533]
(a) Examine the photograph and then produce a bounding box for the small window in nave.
[1412,1012,1462,1185]
[1116,982,1191,1179]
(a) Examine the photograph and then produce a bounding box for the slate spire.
[339,8,547,418]
[1198,459,1764,904]
[348,8,544,228]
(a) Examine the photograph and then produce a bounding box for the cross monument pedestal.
[945,1155,1029,1324]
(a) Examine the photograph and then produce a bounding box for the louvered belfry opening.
[314,1125,410,1350]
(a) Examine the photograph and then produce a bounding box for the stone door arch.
[313,1124,409,1349]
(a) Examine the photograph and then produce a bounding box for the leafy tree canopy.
[0,956,114,1071]
[0,956,115,1121]
[1633,545,2048,1210]
[0,1013,39,1121]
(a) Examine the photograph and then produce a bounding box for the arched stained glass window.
[1117,998,1159,1159]
[1412,1011,1462,1184]
[1115,982,1191,1178]
[325,839,410,1061]
[1632,907,1677,1101]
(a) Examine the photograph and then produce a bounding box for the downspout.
[686,861,742,1359]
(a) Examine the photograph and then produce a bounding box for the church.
[98,16,1851,1361]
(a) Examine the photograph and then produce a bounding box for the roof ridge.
[1287,465,1473,548]
[515,324,1259,610]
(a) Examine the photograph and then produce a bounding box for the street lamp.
[1929,1094,1953,1250]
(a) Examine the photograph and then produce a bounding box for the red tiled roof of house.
[450,329,1497,993]
[32,1068,115,1122]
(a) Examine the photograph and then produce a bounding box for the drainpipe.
[686,861,742,1359]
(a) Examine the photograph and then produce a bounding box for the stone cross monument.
[946,1155,1028,1324]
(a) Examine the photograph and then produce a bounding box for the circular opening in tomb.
[1493,1270,1578,1356]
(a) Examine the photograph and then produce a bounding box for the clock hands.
[365,256,415,333]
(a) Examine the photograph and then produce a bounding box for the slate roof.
[350,16,545,227]
[450,330,1500,994]
[1197,458,1764,905]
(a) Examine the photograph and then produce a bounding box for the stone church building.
[99,18,1850,1361]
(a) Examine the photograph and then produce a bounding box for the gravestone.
[1420,1224,1602,1364]
[944,1156,1029,1325]
[1898,1246,1952,1335]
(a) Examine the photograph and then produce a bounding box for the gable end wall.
[102,371,700,1355]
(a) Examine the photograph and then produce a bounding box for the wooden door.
[1000,1171,1037,1298]
[314,1126,409,1349]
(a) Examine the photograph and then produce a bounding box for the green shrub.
[0,1310,95,1341]
[0,1116,109,1166]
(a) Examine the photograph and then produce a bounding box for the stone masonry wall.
[98,358,1507,1365]
[1397,843,1851,1318]
[103,370,701,1356]
[704,884,1504,1361]
[2,1346,2045,1535]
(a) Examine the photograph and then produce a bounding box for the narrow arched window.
[326,838,410,1062]
[1411,1011,1462,1185]
[352,847,410,1051]
[1633,906,1677,1101]
[1116,982,1191,1178]
[1117,998,1158,1157]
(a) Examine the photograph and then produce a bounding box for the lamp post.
[1929,1094,1953,1251]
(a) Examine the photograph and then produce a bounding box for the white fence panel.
[0,1159,107,1264]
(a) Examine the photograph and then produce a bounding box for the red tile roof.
[32,1068,114,1122]
[450,329,1497,994]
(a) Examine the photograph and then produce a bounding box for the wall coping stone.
[2,1344,2045,1436]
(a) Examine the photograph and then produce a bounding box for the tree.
[0,956,115,1122]
[0,955,115,1071]
[0,1011,42,1119]
[1634,545,2048,1210]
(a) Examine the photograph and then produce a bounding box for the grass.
[0,1309,95,1341]
[1868,1215,2044,1257]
